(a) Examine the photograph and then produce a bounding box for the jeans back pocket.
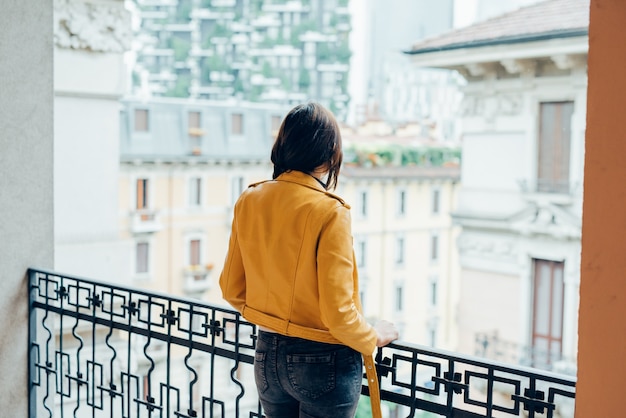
[286,352,336,400]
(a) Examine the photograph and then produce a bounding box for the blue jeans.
[254,330,363,418]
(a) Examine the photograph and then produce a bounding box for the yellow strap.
[364,354,382,418]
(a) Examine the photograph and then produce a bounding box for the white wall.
[53,2,132,283]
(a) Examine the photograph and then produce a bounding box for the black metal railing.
[29,268,576,417]
[475,332,577,374]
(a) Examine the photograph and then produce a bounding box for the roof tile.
[409,0,590,53]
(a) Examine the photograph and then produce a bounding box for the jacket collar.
[275,170,326,192]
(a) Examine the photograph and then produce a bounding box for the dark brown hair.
[271,102,343,190]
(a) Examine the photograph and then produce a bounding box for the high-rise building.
[128,0,352,119]
[348,0,461,136]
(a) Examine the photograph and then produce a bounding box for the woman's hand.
[374,320,399,347]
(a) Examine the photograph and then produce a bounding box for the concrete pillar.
[576,0,626,415]
[0,1,54,417]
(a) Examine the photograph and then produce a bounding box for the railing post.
[28,269,37,418]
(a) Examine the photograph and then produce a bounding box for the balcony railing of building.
[29,268,576,417]
[475,332,577,376]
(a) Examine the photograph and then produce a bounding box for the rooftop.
[407,0,590,55]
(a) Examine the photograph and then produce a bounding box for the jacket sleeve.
[219,208,246,313]
[317,203,377,355]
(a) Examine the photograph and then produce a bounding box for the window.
[359,290,366,312]
[136,242,149,274]
[232,113,244,135]
[188,238,206,282]
[231,176,244,206]
[355,238,366,268]
[538,101,574,193]
[136,178,149,210]
[430,233,439,262]
[429,326,437,347]
[432,188,440,214]
[134,109,149,132]
[189,239,201,266]
[271,115,282,135]
[397,189,406,216]
[395,236,405,265]
[395,284,404,312]
[429,275,438,306]
[189,177,202,207]
[531,259,565,368]
[358,190,368,218]
[188,111,201,129]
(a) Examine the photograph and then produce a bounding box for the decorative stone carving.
[498,94,523,116]
[464,62,499,78]
[54,0,131,53]
[460,95,485,117]
[551,54,587,71]
[457,234,517,260]
[511,202,582,240]
[500,59,536,77]
[461,93,521,118]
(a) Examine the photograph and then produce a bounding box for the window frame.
[431,187,441,215]
[230,175,245,206]
[396,187,407,217]
[135,177,150,210]
[188,175,203,208]
[188,110,201,129]
[429,274,439,306]
[531,258,565,368]
[395,235,405,266]
[231,113,244,136]
[430,232,439,262]
[537,101,574,194]
[394,282,404,313]
[134,108,149,132]
[133,239,152,279]
[357,189,368,218]
[355,237,367,268]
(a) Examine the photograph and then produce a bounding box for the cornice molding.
[54,0,131,53]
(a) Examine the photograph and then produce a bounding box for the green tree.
[335,42,352,62]
[169,37,191,62]
[175,0,192,23]
[317,43,332,63]
[261,61,274,78]
[298,69,311,90]
[165,74,191,98]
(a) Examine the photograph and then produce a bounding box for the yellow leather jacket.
[219,170,377,354]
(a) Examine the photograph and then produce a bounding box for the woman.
[219,102,398,418]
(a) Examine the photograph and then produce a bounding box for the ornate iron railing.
[29,268,576,417]
[475,332,577,375]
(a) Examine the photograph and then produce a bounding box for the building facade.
[119,97,461,349]
[338,165,460,349]
[408,0,589,372]
[119,98,285,302]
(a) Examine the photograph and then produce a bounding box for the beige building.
[338,164,460,349]
[119,158,271,302]
[119,101,462,352]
